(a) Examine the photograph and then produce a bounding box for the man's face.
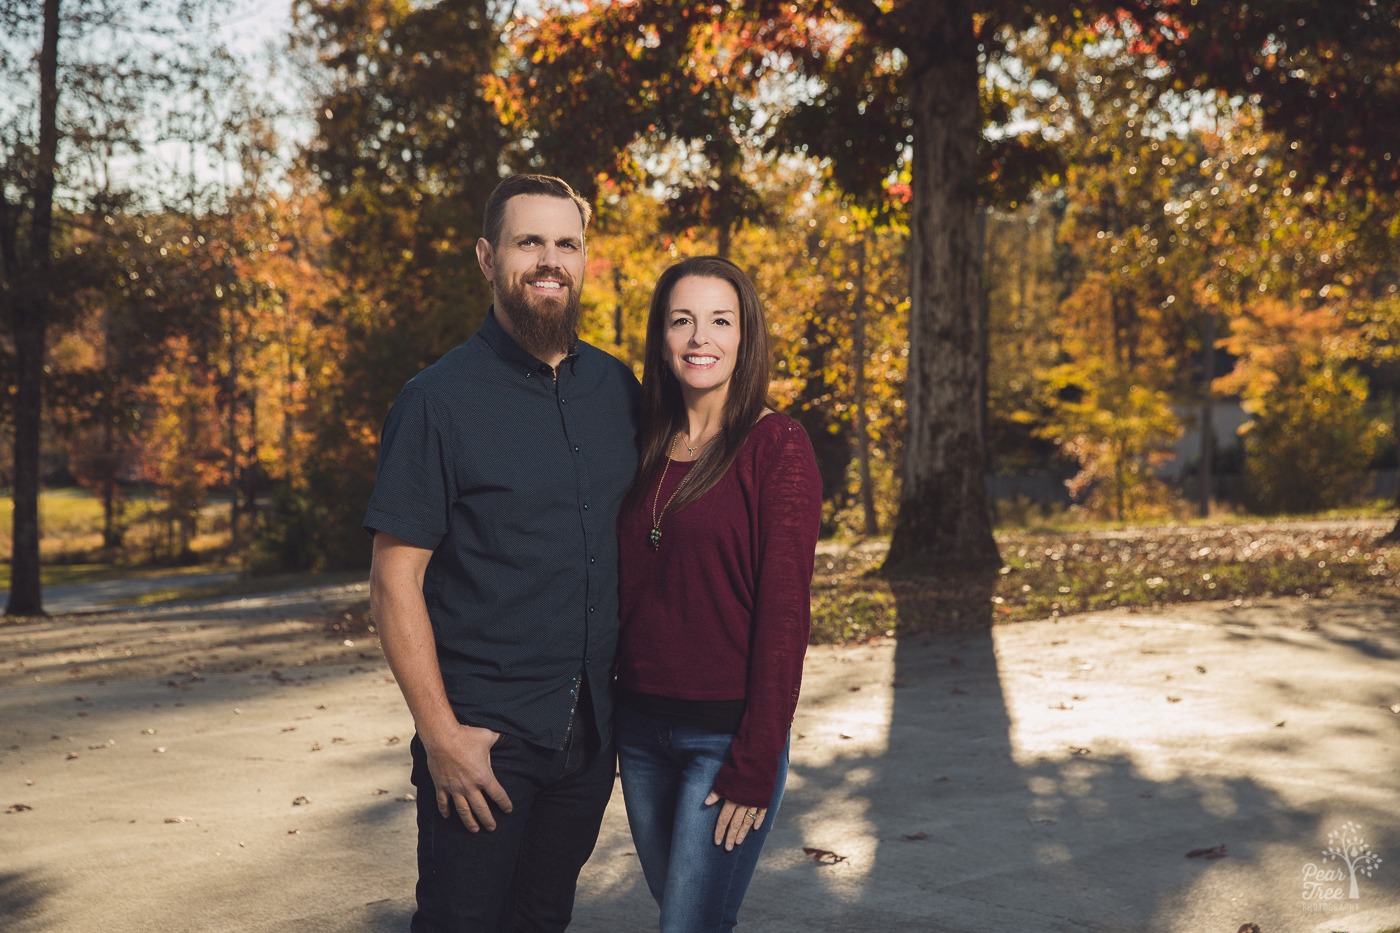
[476,194,586,360]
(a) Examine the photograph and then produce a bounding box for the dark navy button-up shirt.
[364,309,641,749]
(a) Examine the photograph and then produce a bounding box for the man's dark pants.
[408,697,613,933]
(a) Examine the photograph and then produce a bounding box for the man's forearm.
[370,537,461,742]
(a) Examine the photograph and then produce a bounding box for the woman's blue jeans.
[616,705,789,933]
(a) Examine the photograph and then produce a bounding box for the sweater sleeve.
[711,419,822,805]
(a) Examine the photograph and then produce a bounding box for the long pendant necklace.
[649,432,706,550]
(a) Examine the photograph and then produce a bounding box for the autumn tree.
[1007,22,1211,519]
[1178,104,1391,514]
[498,0,823,256]
[744,181,909,537]
[1215,298,1381,513]
[984,193,1065,477]
[287,0,510,569]
[1,0,237,612]
[1,0,60,614]
[1353,270,1400,539]
[46,212,193,551]
[240,182,348,572]
[503,1,1400,577]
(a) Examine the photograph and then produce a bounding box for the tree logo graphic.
[1302,821,1384,902]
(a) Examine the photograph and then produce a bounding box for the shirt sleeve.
[712,419,822,805]
[362,386,453,551]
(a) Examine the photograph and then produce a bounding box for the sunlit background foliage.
[2,0,1398,599]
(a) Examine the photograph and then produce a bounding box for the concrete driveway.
[2,584,1398,932]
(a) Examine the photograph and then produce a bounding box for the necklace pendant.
[649,526,662,549]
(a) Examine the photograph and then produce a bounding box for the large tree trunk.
[6,0,60,617]
[884,1,999,575]
[8,303,46,615]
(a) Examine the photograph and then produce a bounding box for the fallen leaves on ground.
[1185,844,1228,859]
[810,520,1398,642]
[801,847,847,864]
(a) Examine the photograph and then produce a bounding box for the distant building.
[1162,400,1250,478]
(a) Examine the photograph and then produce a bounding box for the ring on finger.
[743,809,757,822]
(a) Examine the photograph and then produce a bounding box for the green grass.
[0,487,126,541]
[1,486,232,567]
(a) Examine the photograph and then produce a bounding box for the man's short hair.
[483,174,592,247]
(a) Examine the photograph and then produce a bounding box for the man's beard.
[495,267,582,360]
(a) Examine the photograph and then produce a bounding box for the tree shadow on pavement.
[745,574,1395,933]
[0,872,52,932]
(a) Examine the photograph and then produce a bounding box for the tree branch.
[833,0,899,47]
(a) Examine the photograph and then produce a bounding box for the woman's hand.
[705,790,767,851]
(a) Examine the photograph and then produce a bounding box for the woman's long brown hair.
[623,256,772,515]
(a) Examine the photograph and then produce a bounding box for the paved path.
[41,571,242,616]
[2,585,1399,932]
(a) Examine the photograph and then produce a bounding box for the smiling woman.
[615,255,823,932]
[663,276,742,401]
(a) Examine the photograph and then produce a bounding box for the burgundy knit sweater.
[617,413,822,805]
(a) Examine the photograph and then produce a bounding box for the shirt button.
[573,445,580,453]
[582,502,589,510]
[589,556,596,564]
[589,606,595,613]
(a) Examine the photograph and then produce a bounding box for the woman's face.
[662,275,742,399]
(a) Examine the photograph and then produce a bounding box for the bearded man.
[365,174,641,932]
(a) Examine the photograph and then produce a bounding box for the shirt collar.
[479,306,581,377]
